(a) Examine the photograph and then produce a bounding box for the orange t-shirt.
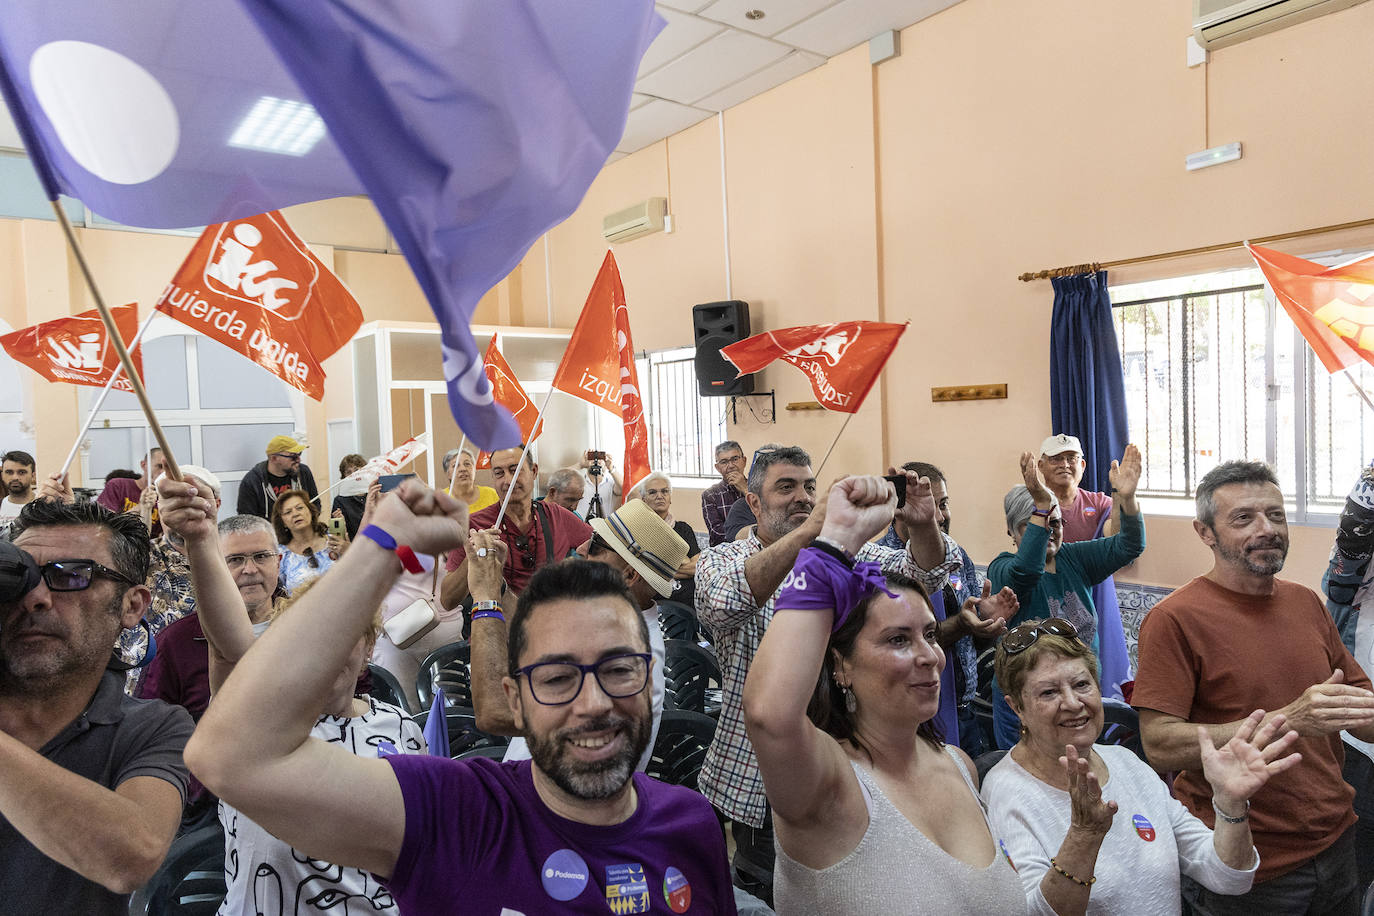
[1133,576,1367,882]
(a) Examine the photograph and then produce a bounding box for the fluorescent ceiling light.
[229,96,326,156]
[1185,141,1242,171]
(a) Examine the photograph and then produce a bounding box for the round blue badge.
[541,848,589,901]
[1132,813,1156,842]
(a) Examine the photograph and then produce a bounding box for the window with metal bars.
[1111,265,1374,521]
[634,347,727,482]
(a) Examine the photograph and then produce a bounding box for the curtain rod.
[1017,216,1374,282]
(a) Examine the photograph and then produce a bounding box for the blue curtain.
[1049,270,1129,492]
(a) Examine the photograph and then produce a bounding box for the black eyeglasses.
[1002,617,1079,655]
[517,653,651,706]
[272,452,301,462]
[511,534,535,570]
[39,559,136,592]
[303,547,320,569]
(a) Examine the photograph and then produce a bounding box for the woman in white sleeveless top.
[744,475,1026,914]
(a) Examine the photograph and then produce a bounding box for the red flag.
[154,211,364,400]
[474,339,542,469]
[722,321,908,413]
[1248,243,1374,373]
[0,304,142,392]
[550,252,652,493]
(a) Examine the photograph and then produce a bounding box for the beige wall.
[3,0,1368,589]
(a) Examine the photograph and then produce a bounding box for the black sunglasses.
[511,534,535,570]
[39,559,136,592]
[1001,617,1079,655]
[303,547,320,570]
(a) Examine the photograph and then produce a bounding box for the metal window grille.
[1112,273,1374,520]
[636,348,726,480]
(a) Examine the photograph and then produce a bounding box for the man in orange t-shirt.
[1134,460,1374,915]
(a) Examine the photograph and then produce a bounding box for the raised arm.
[743,476,894,847]
[157,475,255,694]
[466,529,517,736]
[185,482,468,879]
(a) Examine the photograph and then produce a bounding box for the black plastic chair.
[662,639,722,718]
[970,647,997,749]
[657,600,699,643]
[415,641,473,711]
[366,663,412,714]
[129,821,226,915]
[1361,877,1374,916]
[454,744,510,762]
[645,709,717,792]
[413,705,509,758]
[1097,700,1146,762]
[973,749,1008,786]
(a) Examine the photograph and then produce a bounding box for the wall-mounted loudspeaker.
[693,300,754,397]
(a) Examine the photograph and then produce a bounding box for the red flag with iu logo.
[474,339,542,469]
[0,304,142,391]
[550,251,652,494]
[1248,243,1374,373]
[722,321,908,413]
[155,211,363,400]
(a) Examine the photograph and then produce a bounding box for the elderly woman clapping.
[981,619,1299,915]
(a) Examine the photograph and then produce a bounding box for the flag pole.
[48,201,183,482]
[447,434,467,495]
[58,309,158,478]
[492,388,556,528]
[813,412,854,479]
[1346,370,1374,413]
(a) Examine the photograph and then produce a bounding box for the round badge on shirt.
[1132,813,1156,842]
[663,866,692,913]
[541,848,590,901]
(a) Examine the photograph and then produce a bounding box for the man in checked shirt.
[695,445,960,905]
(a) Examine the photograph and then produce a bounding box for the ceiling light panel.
[228,96,326,156]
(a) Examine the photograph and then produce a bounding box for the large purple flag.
[0,1,661,450]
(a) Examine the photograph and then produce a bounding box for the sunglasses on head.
[1001,617,1079,655]
[39,559,136,592]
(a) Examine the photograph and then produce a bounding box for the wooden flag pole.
[813,412,854,479]
[49,201,182,482]
[447,434,467,495]
[1346,369,1374,414]
[58,308,158,478]
[492,388,556,529]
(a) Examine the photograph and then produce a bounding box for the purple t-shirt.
[383,756,737,915]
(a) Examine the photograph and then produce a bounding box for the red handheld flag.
[550,252,652,493]
[155,211,364,400]
[475,340,542,469]
[722,321,908,413]
[1248,243,1374,372]
[0,304,142,392]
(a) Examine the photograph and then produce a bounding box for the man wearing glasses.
[0,499,193,914]
[702,441,747,546]
[140,514,285,723]
[236,435,319,520]
[1038,434,1118,542]
[187,482,735,914]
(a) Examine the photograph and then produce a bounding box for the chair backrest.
[656,600,698,643]
[1096,699,1146,762]
[131,821,226,916]
[366,664,412,714]
[454,744,510,762]
[973,749,1008,786]
[661,639,722,716]
[645,709,717,792]
[415,640,473,710]
[414,705,509,758]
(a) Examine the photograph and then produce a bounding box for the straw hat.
[589,499,690,599]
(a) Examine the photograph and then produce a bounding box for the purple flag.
[0,1,662,450]
[423,686,449,758]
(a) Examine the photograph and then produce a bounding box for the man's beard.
[525,706,651,800]
[1217,535,1289,577]
[762,500,813,541]
[0,597,123,691]
[5,480,26,495]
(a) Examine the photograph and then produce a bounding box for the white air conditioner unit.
[602,197,667,244]
[1193,0,1369,49]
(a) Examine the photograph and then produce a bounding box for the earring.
[843,685,856,713]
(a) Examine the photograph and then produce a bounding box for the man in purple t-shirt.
[185,479,736,915]
[1038,433,1117,543]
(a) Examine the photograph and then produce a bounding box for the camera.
[0,541,40,603]
[587,450,606,480]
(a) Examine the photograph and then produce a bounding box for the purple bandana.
[775,547,898,631]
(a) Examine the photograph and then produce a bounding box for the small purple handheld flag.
[424,687,449,759]
[0,1,662,450]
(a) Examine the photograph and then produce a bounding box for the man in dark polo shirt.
[0,499,193,914]
[440,444,592,606]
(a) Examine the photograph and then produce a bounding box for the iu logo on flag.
[203,213,319,320]
[43,330,105,375]
[784,326,860,367]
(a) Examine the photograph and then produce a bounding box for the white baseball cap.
[1039,434,1083,458]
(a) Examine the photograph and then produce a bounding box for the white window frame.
[636,346,727,487]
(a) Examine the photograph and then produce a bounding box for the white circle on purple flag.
[29,41,179,185]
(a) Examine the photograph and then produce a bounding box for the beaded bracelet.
[1213,798,1249,824]
[1049,857,1095,887]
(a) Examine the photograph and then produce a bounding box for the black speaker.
[693,300,754,397]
